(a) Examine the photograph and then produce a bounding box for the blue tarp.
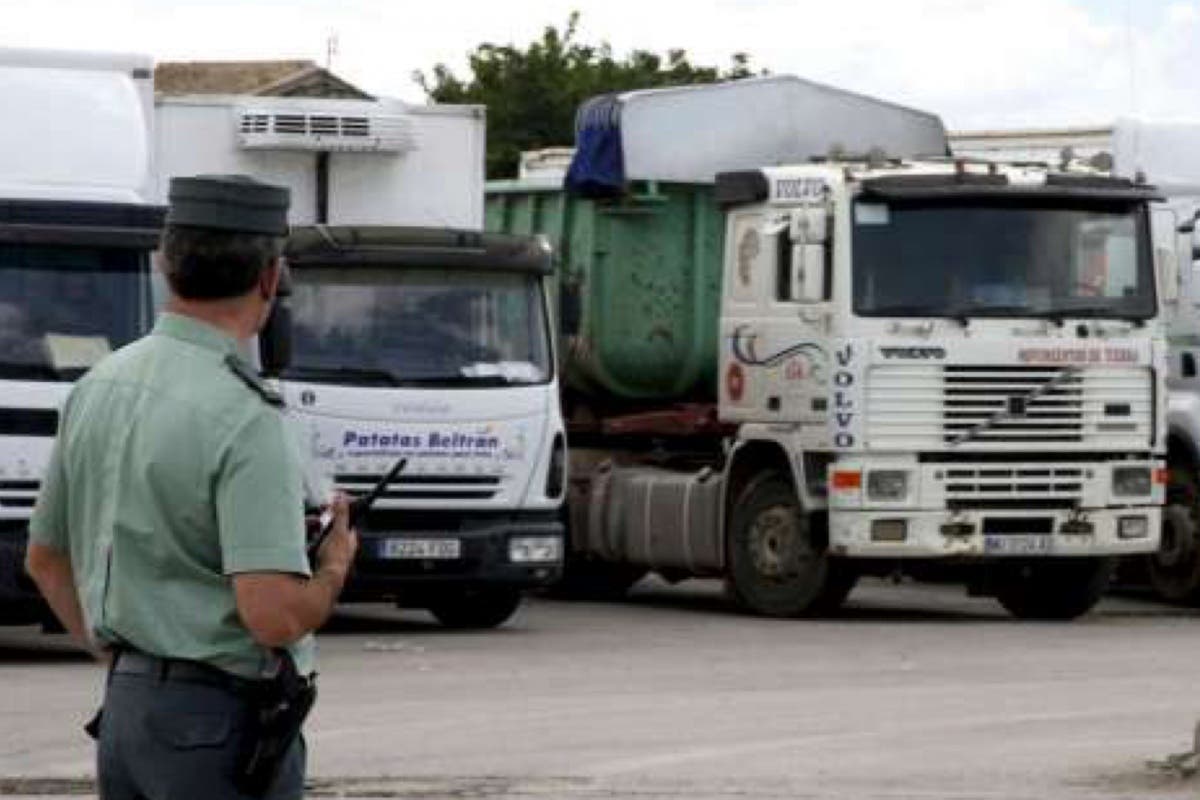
[565,94,625,197]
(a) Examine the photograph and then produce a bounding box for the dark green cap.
[167,174,290,236]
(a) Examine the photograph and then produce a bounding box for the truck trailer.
[0,48,164,625]
[157,94,564,627]
[488,78,1166,619]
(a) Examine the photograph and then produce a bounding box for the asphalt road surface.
[3,579,1200,799]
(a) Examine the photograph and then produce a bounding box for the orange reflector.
[832,470,862,490]
[1154,468,1169,485]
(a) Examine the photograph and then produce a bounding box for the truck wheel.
[1147,468,1200,603]
[428,589,522,629]
[725,472,856,617]
[994,558,1113,620]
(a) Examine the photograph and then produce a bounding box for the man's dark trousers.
[97,667,305,800]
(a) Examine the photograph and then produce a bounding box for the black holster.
[234,651,317,798]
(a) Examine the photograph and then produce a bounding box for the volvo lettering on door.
[829,340,863,449]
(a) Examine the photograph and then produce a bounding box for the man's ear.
[259,258,281,301]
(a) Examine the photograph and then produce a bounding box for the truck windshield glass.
[0,244,146,380]
[287,267,552,387]
[852,201,1154,320]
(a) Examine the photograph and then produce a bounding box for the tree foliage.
[414,13,757,178]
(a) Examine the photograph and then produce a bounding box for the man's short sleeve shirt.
[29,312,314,678]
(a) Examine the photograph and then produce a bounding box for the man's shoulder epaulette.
[224,354,285,408]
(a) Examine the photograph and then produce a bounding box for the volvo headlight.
[1118,516,1150,539]
[1112,466,1152,497]
[867,470,910,501]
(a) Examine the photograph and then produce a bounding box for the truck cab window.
[0,244,145,379]
[853,201,1154,320]
[287,267,552,387]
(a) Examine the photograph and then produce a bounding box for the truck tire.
[994,558,1113,620]
[725,472,857,617]
[1147,467,1200,603]
[427,588,522,629]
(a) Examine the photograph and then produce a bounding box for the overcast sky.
[2,0,1196,131]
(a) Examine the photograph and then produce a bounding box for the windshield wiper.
[282,365,401,386]
[959,304,1033,316]
[867,305,942,317]
[868,304,972,328]
[392,375,518,388]
[1053,306,1147,325]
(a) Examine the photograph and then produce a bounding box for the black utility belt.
[111,650,265,694]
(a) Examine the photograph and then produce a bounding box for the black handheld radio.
[307,457,406,564]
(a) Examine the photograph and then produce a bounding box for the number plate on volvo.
[378,538,461,560]
[984,535,1053,555]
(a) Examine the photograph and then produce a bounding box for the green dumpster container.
[485,180,725,404]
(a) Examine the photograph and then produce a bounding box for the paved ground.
[3,579,1200,799]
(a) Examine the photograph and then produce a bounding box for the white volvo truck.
[518,160,1167,620]
[715,161,1165,618]
[158,95,564,627]
[0,48,164,625]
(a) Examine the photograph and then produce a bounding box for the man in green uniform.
[24,175,358,800]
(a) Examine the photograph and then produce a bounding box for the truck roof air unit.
[235,108,416,153]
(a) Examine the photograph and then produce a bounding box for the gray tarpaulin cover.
[567,75,949,188]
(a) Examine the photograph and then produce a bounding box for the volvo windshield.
[852,201,1155,321]
[286,267,552,388]
[0,244,148,380]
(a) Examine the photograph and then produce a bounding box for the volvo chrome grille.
[943,366,1083,445]
[867,364,1151,451]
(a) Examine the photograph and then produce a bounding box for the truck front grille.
[335,473,502,502]
[0,479,40,509]
[866,364,1151,451]
[943,464,1083,510]
[943,366,1083,444]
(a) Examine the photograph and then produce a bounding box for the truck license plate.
[378,538,461,560]
[984,535,1053,555]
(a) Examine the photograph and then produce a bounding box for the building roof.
[155,60,373,99]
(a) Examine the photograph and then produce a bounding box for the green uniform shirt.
[29,312,315,678]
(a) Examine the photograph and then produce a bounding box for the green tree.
[414,13,757,178]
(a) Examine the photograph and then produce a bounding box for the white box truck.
[157,95,565,627]
[0,48,164,625]
[155,95,484,228]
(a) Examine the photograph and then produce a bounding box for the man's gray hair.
[160,225,284,300]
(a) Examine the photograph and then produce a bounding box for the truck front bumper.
[341,511,564,603]
[829,506,1160,559]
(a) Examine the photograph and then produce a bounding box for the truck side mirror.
[259,300,292,376]
[259,259,294,376]
[789,243,826,303]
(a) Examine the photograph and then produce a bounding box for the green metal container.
[485,181,724,403]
